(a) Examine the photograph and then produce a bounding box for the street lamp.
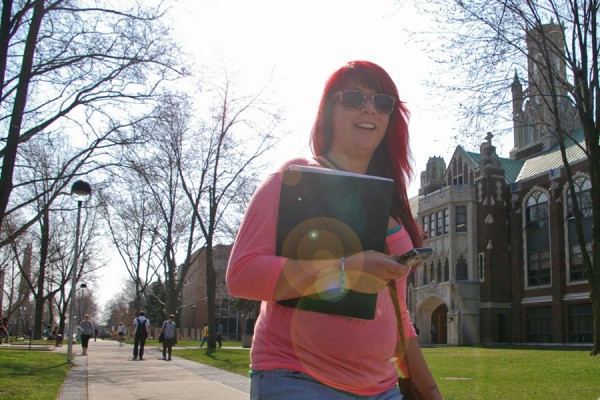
[66,180,91,364]
[192,305,197,339]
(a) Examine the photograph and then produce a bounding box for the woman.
[227,61,442,399]
[117,322,126,346]
[79,314,94,355]
[160,314,176,361]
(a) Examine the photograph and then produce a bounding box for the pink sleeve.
[226,170,287,301]
[386,228,417,339]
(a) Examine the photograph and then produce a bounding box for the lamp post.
[192,305,197,340]
[66,180,91,364]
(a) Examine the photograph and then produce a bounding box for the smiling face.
[329,85,390,163]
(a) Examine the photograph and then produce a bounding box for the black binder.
[276,165,393,319]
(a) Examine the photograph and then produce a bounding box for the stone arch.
[416,295,449,344]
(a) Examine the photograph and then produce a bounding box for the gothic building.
[409,23,592,346]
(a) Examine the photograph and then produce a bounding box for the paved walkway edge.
[57,355,88,400]
[54,342,250,399]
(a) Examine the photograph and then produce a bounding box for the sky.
[96,0,515,309]
[169,0,474,195]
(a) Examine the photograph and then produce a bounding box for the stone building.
[409,23,592,346]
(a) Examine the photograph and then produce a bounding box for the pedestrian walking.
[117,322,126,346]
[160,314,176,361]
[199,322,208,348]
[216,320,223,348]
[132,311,150,360]
[79,314,94,356]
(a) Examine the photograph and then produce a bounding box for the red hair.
[310,60,422,247]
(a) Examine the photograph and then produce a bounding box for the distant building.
[409,22,592,346]
[180,244,237,339]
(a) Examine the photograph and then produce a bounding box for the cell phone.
[392,247,433,266]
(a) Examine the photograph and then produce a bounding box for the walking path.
[55,339,250,400]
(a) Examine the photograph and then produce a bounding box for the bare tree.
[115,100,198,319]
[415,0,599,355]
[0,0,183,244]
[98,177,162,314]
[103,290,135,330]
[179,71,284,348]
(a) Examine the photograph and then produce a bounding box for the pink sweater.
[227,157,417,396]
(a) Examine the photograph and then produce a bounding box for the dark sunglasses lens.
[373,95,395,114]
[340,91,365,109]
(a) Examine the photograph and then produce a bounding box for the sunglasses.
[335,90,396,114]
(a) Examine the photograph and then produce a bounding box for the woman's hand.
[344,250,410,294]
[274,250,409,300]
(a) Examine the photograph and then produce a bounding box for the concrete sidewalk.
[55,339,250,399]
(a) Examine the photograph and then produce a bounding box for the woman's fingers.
[345,251,410,293]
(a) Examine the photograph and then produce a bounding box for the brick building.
[180,244,237,340]
[409,23,592,346]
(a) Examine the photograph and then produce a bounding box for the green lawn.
[173,345,600,400]
[0,350,70,400]
[423,347,599,400]
[2,343,599,400]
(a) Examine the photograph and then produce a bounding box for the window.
[456,206,467,232]
[525,191,550,286]
[568,242,590,281]
[430,213,436,237]
[478,252,485,282]
[456,255,468,281]
[422,215,429,237]
[444,258,449,282]
[429,261,435,282]
[436,211,442,236]
[526,307,552,343]
[567,177,592,282]
[437,260,442,282]
[443,208,449,234]
[568,303,592,343]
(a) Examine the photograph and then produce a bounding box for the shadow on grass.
[204,348,238,368]
[8,363,69,376]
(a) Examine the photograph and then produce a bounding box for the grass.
[0,350,70,400]
[423,347,600,400]
[3,341,599,399]
[173,344,600,400]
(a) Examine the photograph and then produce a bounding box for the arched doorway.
[430,304,448,344]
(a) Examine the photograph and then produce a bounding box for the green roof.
[456,146,524,184]
[516,129,586,181]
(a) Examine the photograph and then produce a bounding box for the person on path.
[216,320,223,348]
[199,322,209,348]
[160,314,176,361]
[79,314,94,355]
[132,311,150,360]
[117,322,126,346]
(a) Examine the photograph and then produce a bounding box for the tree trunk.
[592,289,600,356]
[33,209,50,339]
[0,0,44,231]
[206,244,217,349]
[587,227,599,357]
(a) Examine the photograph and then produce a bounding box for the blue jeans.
[250,369,402,400]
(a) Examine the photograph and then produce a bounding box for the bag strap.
[388,279,413,378]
